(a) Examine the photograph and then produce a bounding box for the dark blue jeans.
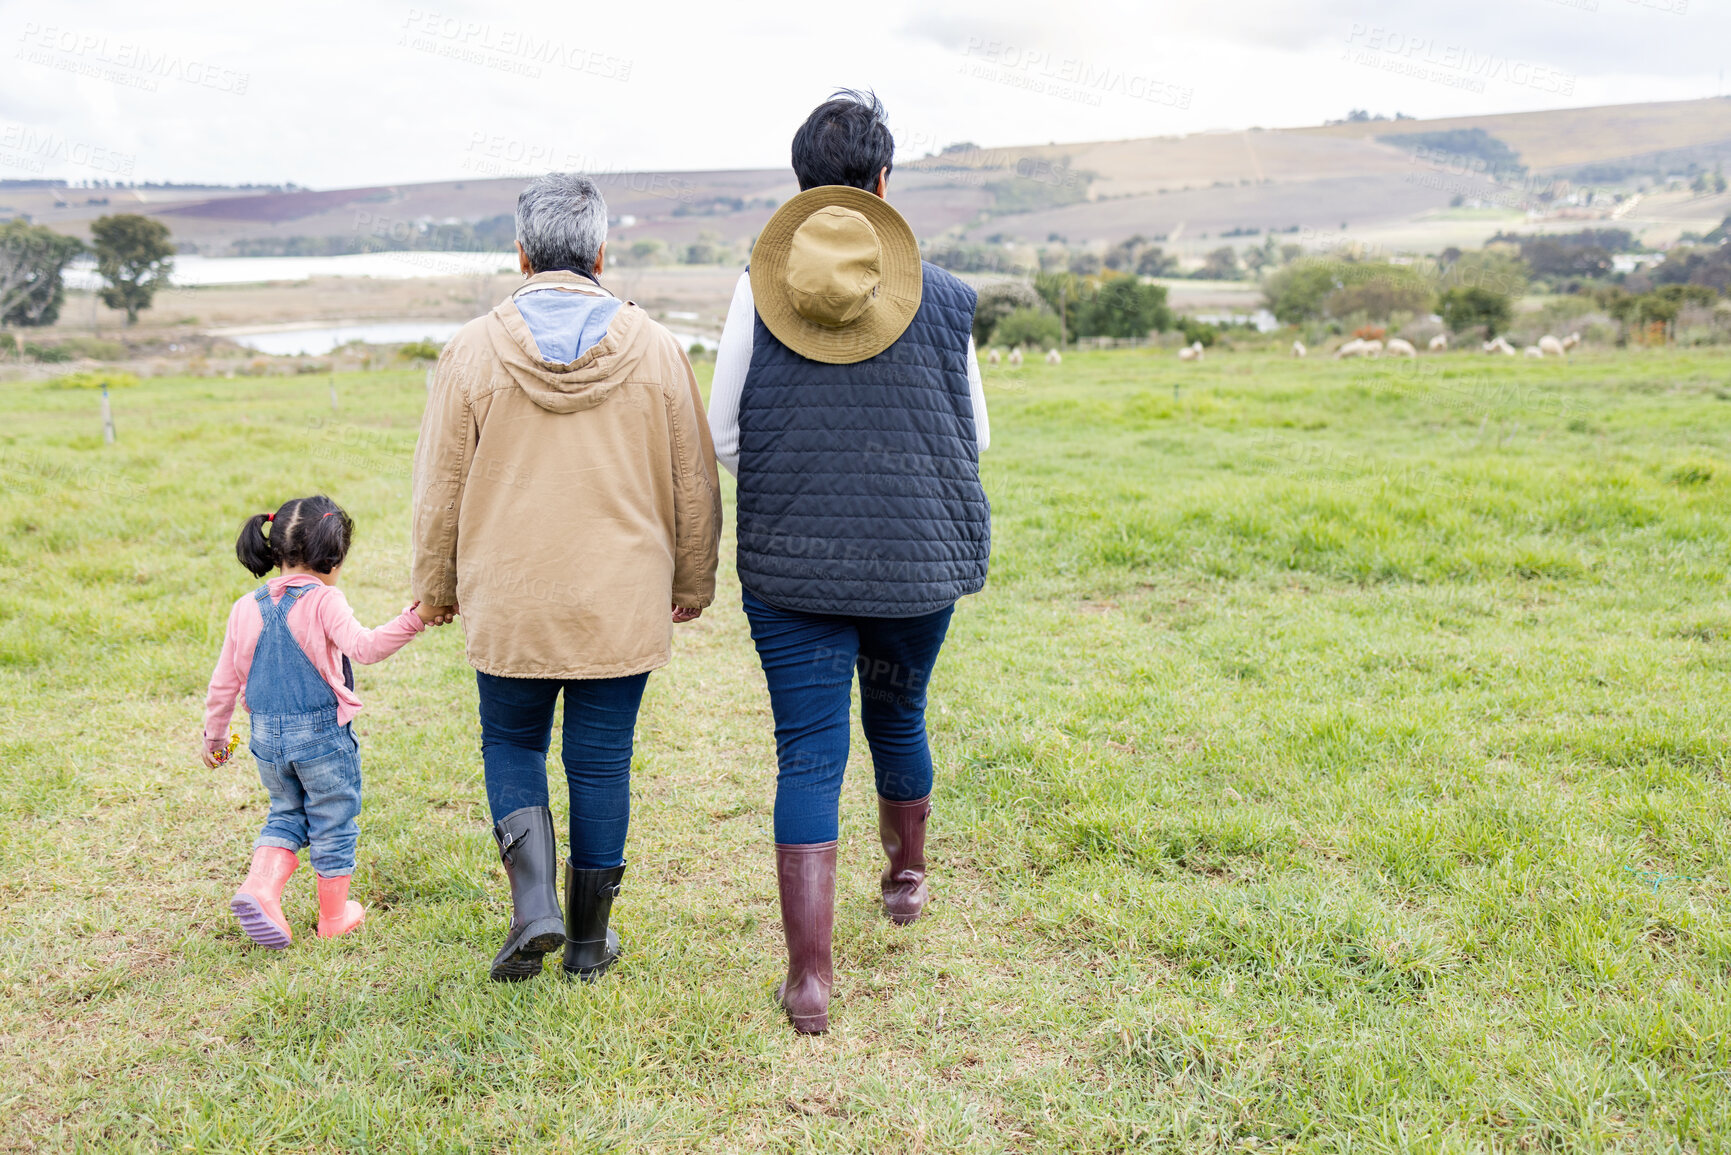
[741,589,955,845]
[476,671,649,869]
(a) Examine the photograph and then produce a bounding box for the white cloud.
[0,0,1722,187]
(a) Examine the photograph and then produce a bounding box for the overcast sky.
[3,0,1725,189]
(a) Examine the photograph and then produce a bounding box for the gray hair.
[515,173,608,274]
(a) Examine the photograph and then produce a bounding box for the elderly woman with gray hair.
[411,173,722,983]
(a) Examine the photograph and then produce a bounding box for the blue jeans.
[741,589,955,845]
[476,671,649,869]
[251,708,362,877]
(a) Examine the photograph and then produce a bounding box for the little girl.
[202,495,445,949]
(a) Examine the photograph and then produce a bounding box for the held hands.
[413,601,459,626]
[672,603,703,624]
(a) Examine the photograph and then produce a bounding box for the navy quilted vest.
[736,261,990,617]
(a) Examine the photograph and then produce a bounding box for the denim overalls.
[248,583,362,877]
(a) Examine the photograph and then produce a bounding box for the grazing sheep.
[1483,336,1516,356]
[1561,332,1582,351]
[1335,338,1370,359]
[1045,348,1062,365]
[1538,335,1565,356]
[986,347,1001,366]
[1385,338,1417,357]
[1007,347,1023,367]
[1363,339,1384,357]
[1178,342,1205,362]
[1429,334,1448,351]
[1292,340,1307,358]
[1523,345,1543,358]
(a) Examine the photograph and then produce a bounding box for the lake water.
[57,252,717,354]
[219,321,469,356]
[63,251,520,289]
[221,320,718,356]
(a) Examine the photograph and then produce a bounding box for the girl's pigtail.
[235,513,277,578]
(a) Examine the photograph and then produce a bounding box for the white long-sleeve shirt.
[706,272,990,477]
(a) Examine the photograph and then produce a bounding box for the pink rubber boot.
[316,874,365,938]
[231,847,299,949]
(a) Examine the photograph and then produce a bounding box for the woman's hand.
[672,604,703,624]
[415,601,459,626]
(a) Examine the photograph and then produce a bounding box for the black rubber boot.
[488,806,566,982]
[561,860,626,981]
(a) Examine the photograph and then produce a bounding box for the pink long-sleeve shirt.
[203,575,425,745]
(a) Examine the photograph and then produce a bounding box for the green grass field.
[2,346,1729,1152]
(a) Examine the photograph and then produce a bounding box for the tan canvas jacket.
[411,272,722,678]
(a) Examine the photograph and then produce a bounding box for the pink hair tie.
[264,513,275,522]
[321,511,339,518]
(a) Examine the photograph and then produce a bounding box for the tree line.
[0,214,176,331]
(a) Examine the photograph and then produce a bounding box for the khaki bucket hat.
[750,185,922,364]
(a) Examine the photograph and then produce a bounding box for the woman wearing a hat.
[708,90,991,1034]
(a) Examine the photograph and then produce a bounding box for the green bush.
[1438,250,1530,298]
[1195,246,1242,281]
[1263,259,1436,324]
[47,369,140,390]
[1439,286,1514,338]
[1077,276,1173,339]
[973,280,1048,346]
[990,308,1064,351]
[23,342,73,363]
[1179,319,1219,347]
[396,340,443,361]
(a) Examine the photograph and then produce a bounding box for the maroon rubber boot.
[775,841,837,1034]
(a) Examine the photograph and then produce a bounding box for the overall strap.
[254,581,315,617]
[246,581,338,716]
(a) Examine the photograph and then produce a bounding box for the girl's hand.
[672,604,702,624]
[202,734,236,769]
[413,601,458,626]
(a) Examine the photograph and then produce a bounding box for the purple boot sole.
[231,893,291,950]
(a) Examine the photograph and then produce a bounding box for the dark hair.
[236,495,354,578]
[790,89,894,192]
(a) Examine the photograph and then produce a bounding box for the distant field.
[13,98,1729,260]
[2,347,1728,1150]
[1305,97,1731,172]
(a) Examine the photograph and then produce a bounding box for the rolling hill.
[4,98,1728,264]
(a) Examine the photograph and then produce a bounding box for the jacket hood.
[486,271,642,414]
